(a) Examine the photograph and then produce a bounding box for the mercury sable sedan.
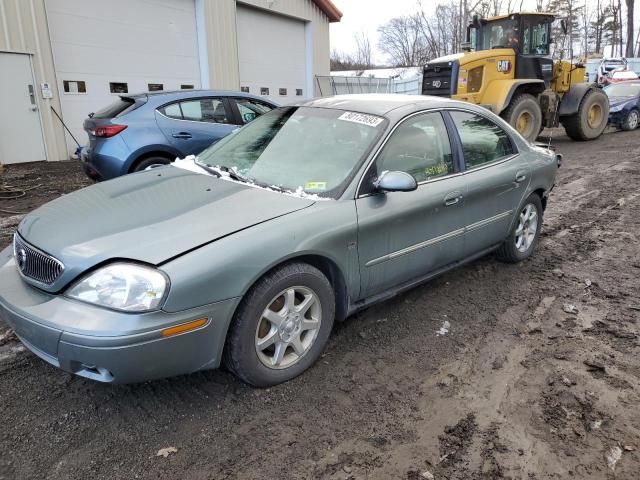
[0,95,559,387]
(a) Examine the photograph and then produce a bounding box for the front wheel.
[223,263,335,387]
[621,108,640,131]
[496,194,543,263]
[501,94,543,143]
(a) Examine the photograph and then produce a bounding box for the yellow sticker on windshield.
[305,181,327,190]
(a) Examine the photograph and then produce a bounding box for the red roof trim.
[312,0,342,22]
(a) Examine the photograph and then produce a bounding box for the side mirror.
[374,171,418,192]
[560,19,568,35]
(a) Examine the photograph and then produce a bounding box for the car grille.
[422,61,457,97]
[13,234,64,285]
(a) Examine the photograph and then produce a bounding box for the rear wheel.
[562,88,609,140]
[223,262,335,387]
[496,194,543,263]
[501,94,543,143]
[621,108,640,131]
[132,156,171,172]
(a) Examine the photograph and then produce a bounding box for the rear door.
[155,97,237,155]
[228,97,276,125]
[355,111,467,298]
[447,110,530,255]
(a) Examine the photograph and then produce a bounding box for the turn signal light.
[161,318,208,337]
[90,124,128,138]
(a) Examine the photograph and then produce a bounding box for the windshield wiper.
[263,184,287,193]
[193,160,222,178]
[215,165,252,184]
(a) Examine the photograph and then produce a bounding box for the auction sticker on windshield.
[338,111,384,127]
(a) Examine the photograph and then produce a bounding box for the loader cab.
[468,13,555,85]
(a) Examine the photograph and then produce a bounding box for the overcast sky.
[330,0,421,64]
[330,0,640,65]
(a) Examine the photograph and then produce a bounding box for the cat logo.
[497,60,512,73]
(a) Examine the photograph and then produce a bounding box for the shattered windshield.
[197,106,387,198]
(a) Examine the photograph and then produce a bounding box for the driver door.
[355,111,467,298]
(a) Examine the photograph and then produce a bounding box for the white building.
[0,0,341,164]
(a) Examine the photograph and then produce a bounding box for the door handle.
[515,171,527,183]
[444,191,463,206]
[172,132,192,139]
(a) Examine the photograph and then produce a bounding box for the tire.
[496,193,543,263]
[562,88,609,141]
[621,108,640,131]
[223,262,335,387]
[501,94,543,143]
[132,156,171,172]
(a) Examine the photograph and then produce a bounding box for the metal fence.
[316,75,422,97]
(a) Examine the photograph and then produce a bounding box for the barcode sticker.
[338,111,384,127]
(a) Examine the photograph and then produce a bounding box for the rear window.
[92,97,138,119]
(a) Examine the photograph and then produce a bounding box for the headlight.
[66,263,168,312]
[609,103,625,113]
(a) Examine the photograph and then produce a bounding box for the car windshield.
[605,84,640,97]
[197,106,387,198]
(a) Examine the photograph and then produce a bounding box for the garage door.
[45,0,201,155]
[237,6,307,105]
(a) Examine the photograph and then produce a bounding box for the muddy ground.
[0,130,639,480]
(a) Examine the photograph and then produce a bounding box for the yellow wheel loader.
[422,13,609,142]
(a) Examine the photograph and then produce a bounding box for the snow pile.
[171,156,331,201]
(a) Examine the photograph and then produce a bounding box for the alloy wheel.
[255,286,322,369]
[515,203,538,253]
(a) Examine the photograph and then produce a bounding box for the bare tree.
[354,31,373,69]
[624,0,635,56]
[377,15,426,66]
[330,50,357,71]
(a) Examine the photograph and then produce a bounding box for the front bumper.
[608,111,626,125]
[0,247,240,383]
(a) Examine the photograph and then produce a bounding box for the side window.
[376,112,454,183]
[235,98,274,124]
[159,102,182,119]
[450,111,515,169]
[180,98,229,124]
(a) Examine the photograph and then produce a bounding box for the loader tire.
[501,94,542,142]
[562,88,609,141]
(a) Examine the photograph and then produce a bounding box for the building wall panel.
[0,0,67,161]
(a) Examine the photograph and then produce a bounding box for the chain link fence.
[315,75,422,97]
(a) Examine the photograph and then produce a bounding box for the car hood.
[17,167,314,291]
[608,96,636,108]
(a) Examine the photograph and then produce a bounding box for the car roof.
[294,94,461,116]
[126,89,276,104]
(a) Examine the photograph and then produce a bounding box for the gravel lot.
[0,130,639,479]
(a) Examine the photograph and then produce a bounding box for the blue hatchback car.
[81,90,278,180]
[605,81,640,131]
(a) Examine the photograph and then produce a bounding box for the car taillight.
[90,124,128,138]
